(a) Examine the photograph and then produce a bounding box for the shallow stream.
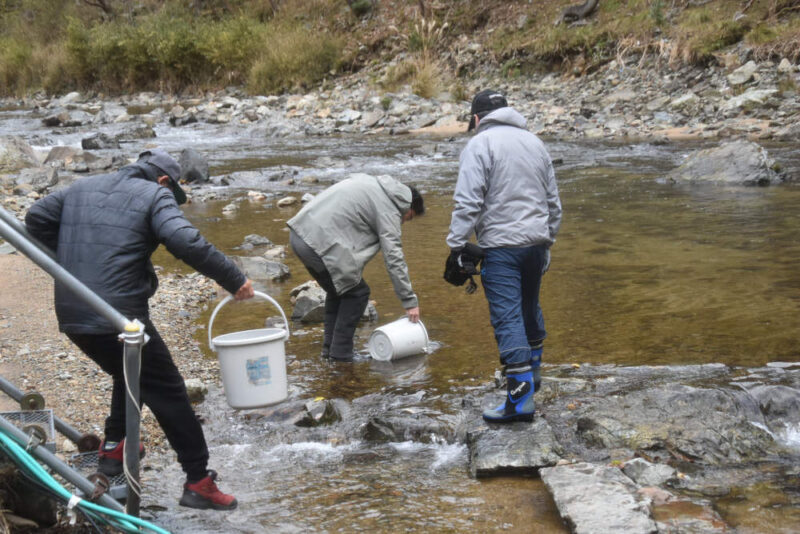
[143,130,800,533]
[3,110,800,531]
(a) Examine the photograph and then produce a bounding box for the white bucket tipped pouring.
[208,291,290,409]
[368,317,429,361]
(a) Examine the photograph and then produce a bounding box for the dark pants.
[481,245,548,366]
[66,320,208,481]
[290,231,370,359]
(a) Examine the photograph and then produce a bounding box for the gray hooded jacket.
[287,173,418,308]
[447,107,562,250]
[25,162,246,334]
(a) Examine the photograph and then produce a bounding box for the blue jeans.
[481,245,547,366]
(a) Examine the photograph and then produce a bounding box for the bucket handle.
[208,291,290,351]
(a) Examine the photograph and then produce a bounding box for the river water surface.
[4,110,800,532]
[143,128,799,533]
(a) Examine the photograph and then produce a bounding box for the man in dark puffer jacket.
[25,149,254,511]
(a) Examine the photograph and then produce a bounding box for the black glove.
[443,244,485,293]
[443,250,471,287]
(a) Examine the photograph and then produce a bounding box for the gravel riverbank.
[0,253,225,459]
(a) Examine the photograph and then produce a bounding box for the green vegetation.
[0,0,798,97]
[248,24,342,94]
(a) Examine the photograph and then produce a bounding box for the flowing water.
[145,131,799,533]
[4,111,800,531]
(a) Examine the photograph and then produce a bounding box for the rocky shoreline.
[0,53,799,191]
[1,54,800,531]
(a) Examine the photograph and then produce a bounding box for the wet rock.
[116,125,157,142]
[15,167,58,193]
[232,256,290,282]
[743,384,800,437]
[277,196,297,207]
[184,378,208,403]
[81,132,119,150]
[653,499,728,533]
[572,383,779,465]
[289,280,377,323]
[43,146,81,165]
[61,110,93,128]
[0,136,40,173]
[259,246,283,262]
[179,148,209,183]
[362,412,453,444]
[168,105,197,126]
[237,234,273,249]
[65,152,114,173]
[622,458,677,487]
[467,418,563,477]
[296,398,345,427]
[41,112,69,127]
[541,462,658,534]
[246,399,308,424]
[290,281,326,322]
[247,190,268,201]
[665,140,781,186]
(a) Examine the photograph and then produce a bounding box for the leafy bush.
[348,0,374,18]
[0,38,32,95]
[64,8,270,93]
[248,24,342,94]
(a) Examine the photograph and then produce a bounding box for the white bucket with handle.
[368,317,429,361]
[208,291,290,409]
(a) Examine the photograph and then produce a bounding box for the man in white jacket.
[288,173,424,361]
[447,90,562,423]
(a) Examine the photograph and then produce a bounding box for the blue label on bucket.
[246,357,271,386]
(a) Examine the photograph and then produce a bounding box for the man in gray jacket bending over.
[288,173,424,361]
[26,149,253,510]
[447,90,562,423]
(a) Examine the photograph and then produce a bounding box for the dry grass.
[1,0,800,95]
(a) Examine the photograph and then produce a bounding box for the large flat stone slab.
[467,418,563,477]
[541,462,657,534]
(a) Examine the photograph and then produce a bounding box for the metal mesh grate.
[0,410,57,452]
[68,451,128,500]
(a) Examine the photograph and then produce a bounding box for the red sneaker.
[97,439,145,477]
[179,470,238,511]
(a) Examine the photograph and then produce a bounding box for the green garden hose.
[0,430,171,534]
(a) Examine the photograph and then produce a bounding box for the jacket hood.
[124,161,160,183]
[477,107,527,132]
[370,174,412,214]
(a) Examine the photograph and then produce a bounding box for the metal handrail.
[0,205,142,516]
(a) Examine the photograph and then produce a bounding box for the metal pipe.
[0,208,147,513]
[0,205,55,260]
[122,326,143,518]
[0,217,130,333]
[0,415,124,512]
[0,375,83,445]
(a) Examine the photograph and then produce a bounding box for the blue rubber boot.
[483,364,535,423]
[530,340,543,394]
